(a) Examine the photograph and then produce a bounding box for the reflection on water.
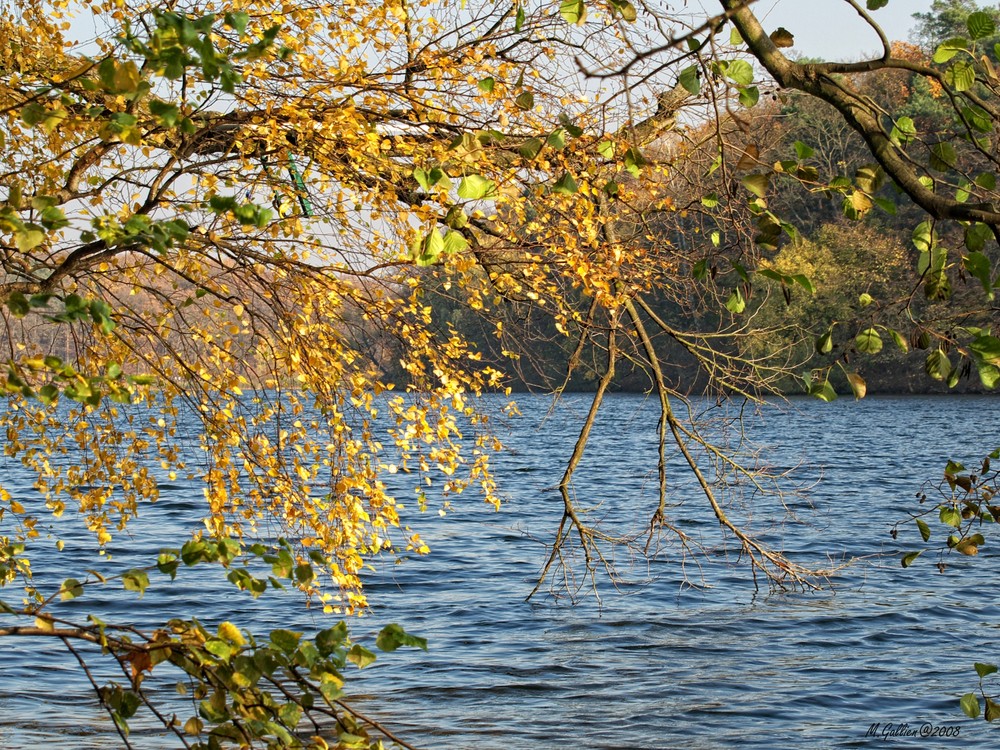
[3,394,1000,748]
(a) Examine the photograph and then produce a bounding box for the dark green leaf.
[987,698,1000,722]
[930,142,957,171]
[122,569,150,597]
[316,622,349,656]
[855,328,883,354]
[976,662,998,678]
[552,172,577,195]
[816,329,834,355]
[968,11,996,40]
[916,518,931,542]
[738,86,759,108]
[971,335,1000,366]
[901,550,922,567]
[678,65,700,95]
[375,623,428,652]
[270,629,303,654]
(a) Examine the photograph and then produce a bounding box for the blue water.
[2,394,1000,748]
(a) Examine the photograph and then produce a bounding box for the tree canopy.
[4,0,1000,745]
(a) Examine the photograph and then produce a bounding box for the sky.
[758,0,934,60]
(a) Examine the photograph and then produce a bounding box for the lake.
[2,394,1000,748]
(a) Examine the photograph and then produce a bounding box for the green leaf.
[723,59,754,85]
[940,506,962,528]
[678,65,700,95]
[926,349,952,381]
[911,221,936,253]
[270,629,303,654]
[224,11,250,35]
[725,288,745,314]
[890,116,916,146]
[968,11,996,40]
[987,698,1000,722]
[961,692,981,719]
[375,623,427,652]
[6,292,30,318]
[514,91,534,110]
[964,104,993,132]
[624,147,645,177]
[60,578,84,600]
[15,226,46,252]
[901,550,922,568]
[514,4,525,32]
[946,61,976,92]
[963,250,993,298]
[934,37,968,64]
[965,223,993,255]
[866,0,888,9]
[971,335,1000,365]
[346,643,377,669]
[738,86,759,108]
[855,328,883,354]
[414,229,444,266]
[853,165,882,195]
[975,662,998,678]
[741,173,769,198]
[148,99,180,127]
[977,361,1000,388]
[20,102,47,127]
[442,230,468,255]
[122,569,150,597]
[412,167,432,191]
[816,329,834,355]
[37,384,59,405]
[558,112,584,138]
[793,141,814,160]
[546,129,566,150]
[477,77,495,93]
[930,142,957,171]
[610,0,636,22]
[809,379,838,402]
[916,518,931,542]
[316,622,349,656]
[457,175,496,200]
[977,172,997,190]
[559,0,585,25]
[552,172,577,195]
[597,140,614,159]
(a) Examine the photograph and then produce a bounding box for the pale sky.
[759,0,933,60]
